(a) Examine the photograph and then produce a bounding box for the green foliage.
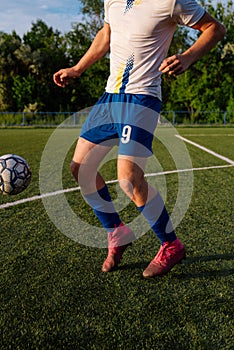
[0,21,71,112]
[0,31,22,110]
[0,0,233,122]
[64,21,109,110]
[80,0,104,34]
[162,1,234,121]
[12,75,37,111]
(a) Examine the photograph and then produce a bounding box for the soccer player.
[53,0,226,277]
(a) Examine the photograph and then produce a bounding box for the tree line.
[0,0,233,123]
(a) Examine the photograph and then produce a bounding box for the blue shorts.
[80,92,161,157]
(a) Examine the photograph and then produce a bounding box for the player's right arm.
[53,22,111,88]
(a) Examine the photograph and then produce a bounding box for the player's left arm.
[159,12,226,76]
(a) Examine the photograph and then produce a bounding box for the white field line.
[0,164,233,210]
[176,135,234,165]
[179,134,234,137]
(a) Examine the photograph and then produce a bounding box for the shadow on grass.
[184,253,234,264]
[177,253,234,279]
[117,253,234,279]
[176,268,234,280]
[118,261,148,272]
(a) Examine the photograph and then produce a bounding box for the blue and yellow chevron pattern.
[114,53,135,93]
[124,0,142,14]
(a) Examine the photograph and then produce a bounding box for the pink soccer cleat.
[102,224,135,272]
[143,238,186,278]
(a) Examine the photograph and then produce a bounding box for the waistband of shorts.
[97,92,162,113]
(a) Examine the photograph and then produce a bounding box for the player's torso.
[105,0,177,97]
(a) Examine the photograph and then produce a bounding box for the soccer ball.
[0,154,31,195]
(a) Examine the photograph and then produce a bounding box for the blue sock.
[137,193,176,244]
[83,185,122,231]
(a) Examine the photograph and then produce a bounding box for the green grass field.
[0,127,233,350]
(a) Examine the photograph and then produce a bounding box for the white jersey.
[104,0,205,99]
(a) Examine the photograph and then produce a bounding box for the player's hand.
[53,67,79,88]
[159,54,190,76]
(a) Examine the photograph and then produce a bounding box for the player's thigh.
[72,137,112,167]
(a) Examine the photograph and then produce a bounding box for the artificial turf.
[0,127,233,349]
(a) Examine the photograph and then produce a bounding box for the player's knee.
[118,173,147,201]
[70,160,80,182]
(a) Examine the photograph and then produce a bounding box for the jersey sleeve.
[104,0,110,24]
[173,0,206,27]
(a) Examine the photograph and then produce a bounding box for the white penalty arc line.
[176,135,234,165]
[0,164,233,210]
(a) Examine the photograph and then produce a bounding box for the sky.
[0,0,82,37]
[0,0,230,38]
